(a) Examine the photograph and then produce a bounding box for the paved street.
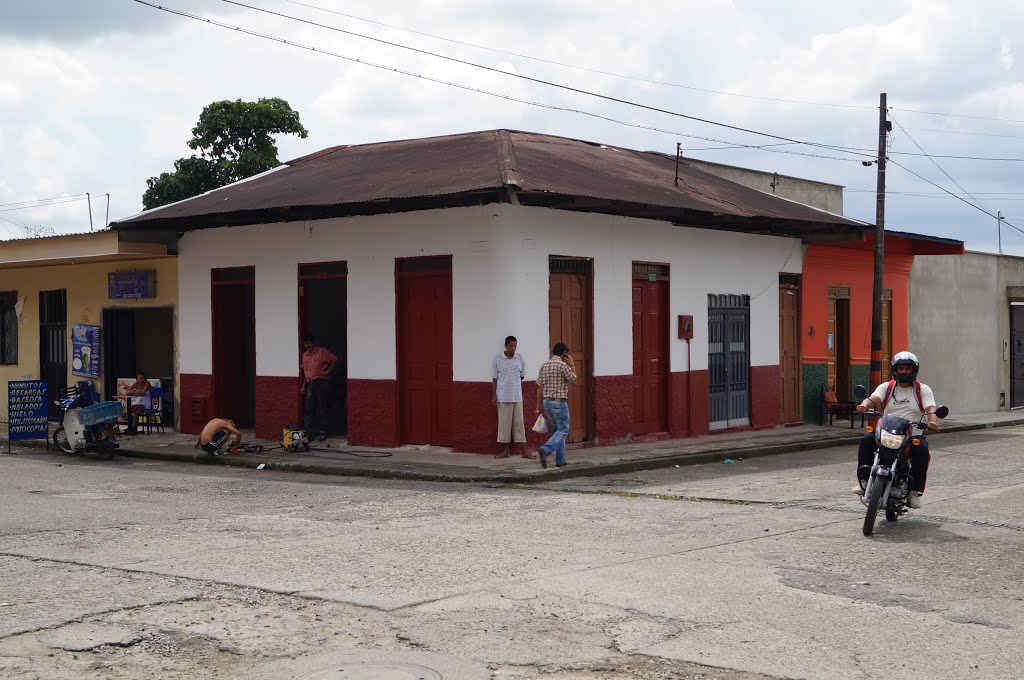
[1,427,1021,679]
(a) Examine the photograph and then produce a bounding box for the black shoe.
[538,448,548,468]
[556,462,567,468]
[124,430,137,436]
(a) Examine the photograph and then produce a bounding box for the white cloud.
[0,0,1022,253]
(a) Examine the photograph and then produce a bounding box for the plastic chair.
[138,387,165,434]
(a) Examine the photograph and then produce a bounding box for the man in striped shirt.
[534,342,576,468]
[492,335,531,459]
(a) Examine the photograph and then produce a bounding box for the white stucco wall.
[178,204,801,382]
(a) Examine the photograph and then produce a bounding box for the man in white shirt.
[855,351,939,508]
[492,335,532,459]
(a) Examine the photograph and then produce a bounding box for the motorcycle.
[52,380,123,461]
[853,384,948,536]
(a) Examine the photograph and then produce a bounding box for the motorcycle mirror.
[854,385,867,399]
[935,405,949,419]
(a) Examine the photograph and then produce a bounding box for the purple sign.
[108,271,156,299]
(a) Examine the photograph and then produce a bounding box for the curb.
[9,418,1023,483]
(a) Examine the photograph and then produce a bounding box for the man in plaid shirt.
[534,342,576,468]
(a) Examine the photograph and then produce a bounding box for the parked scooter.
[52,380,123,461]
[854,384,948,536]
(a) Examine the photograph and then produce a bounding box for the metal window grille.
[549,257,593,275]
[632,262,669,279]
[299,262,348,279]
[0,292,16,364]
[212,267,254,283]
[707,293,750,428]
[397,256,451,273]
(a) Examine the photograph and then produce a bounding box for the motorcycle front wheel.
[52,427,75,454]
[863,477,884,536]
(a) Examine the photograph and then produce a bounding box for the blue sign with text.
[8,380,49,441]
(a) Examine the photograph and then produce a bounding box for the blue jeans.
[541,399,570,465]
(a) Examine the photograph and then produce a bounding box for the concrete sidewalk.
[8,410,1024,482]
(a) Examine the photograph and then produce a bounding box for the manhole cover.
[296,664,442,680]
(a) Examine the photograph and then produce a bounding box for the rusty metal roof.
[112,129,867,241]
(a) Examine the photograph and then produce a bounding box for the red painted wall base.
[178,366,780,453]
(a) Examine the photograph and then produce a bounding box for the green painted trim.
[802,363,827,425]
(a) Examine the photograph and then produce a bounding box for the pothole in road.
[296,664,442,679]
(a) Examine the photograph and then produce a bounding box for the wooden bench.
[821,385,864,429]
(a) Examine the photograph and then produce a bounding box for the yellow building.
[0,231,178,427]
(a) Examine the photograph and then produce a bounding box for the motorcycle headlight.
[877,430,903,449]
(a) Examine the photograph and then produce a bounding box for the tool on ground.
[281,424,310,452]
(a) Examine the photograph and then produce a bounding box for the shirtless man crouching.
[194,418,242,455]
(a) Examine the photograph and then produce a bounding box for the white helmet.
[891,351,919,383]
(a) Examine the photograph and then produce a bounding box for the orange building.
[798,230,963,423]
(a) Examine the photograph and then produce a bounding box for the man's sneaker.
[907,491,923,509]
[537,447,548,468]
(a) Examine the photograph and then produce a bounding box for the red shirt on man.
[302,346,337,382]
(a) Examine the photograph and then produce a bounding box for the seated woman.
[122,372,152,435]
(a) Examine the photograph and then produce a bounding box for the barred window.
[0,292,17,365]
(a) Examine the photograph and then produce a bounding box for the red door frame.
[211,266,255,427]
[631,263,669,434]
[395,256,453,446]
[297,261,349,430]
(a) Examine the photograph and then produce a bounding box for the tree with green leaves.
[142,97,309,210]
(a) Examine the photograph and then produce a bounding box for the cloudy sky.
[2,0,1024,253]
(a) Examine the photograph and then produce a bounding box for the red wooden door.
[397,260,452,446]
[632,276,668,434]
[212,267,255,427]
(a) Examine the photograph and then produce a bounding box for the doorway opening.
[211,267,256,427]
[40,289,67,421]
[102,307,175,414]
[298,262,348,436]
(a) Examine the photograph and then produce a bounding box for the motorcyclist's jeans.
[857,433,930,492]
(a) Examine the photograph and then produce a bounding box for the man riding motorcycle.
[854,351,940,508]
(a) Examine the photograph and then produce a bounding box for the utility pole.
[870,93,889,389]
[86,192,94,232]
[998,210,1004,256]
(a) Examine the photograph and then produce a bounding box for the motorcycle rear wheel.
[863,478,884,536]
[885,507,899,522]
[52,427,75,455]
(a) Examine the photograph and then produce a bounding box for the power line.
[0,194,94,213]
[209,0,878,158]
[890,114,986,212]
[891,107,1024,125]
[0,214,28,239]
[136,1,876,163]
[901,126,1024,140]
[888,158,1024,239]
[274,0,879,112]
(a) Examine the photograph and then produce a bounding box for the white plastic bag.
[532,413,549,434]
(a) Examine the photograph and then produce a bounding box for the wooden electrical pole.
[870,93,888,388]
